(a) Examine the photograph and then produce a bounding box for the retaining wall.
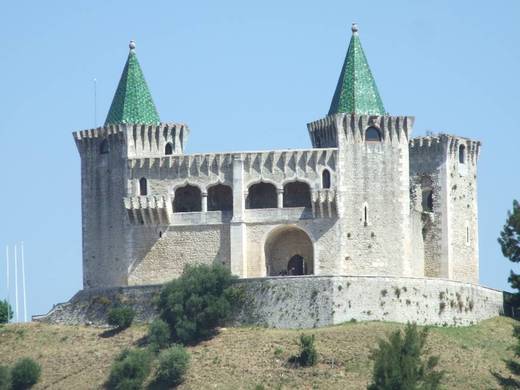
[34,276,506,327]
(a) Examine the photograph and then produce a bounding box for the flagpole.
[14,244,18,323]
[6,246,10,323]
[21,242,27,323]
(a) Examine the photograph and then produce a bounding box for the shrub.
[148,319,170,352]
[107,306,135,330]
[155,345,190,386]
[0,365,10,390]
[368,323,444,390]
[0,299,13,324]
[158,264,240,344]
[297,334,318,367]
[106,348,152,390]
[11,358,41,390]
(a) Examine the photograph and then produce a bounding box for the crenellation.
[69,27,490,328]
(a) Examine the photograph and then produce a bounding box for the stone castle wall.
[35,276,505,328]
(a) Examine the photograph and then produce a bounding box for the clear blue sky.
[1,0,519,318]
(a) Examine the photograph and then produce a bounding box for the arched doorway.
[264,226,314,276]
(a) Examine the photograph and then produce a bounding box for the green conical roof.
[105,41,160,126]
[328,24,386,116]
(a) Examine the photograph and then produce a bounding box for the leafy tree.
[106,348,152,390]
[157,263,241,344]
[368,323,444,390]
[147,319,170,352]
[107,306,135,330]
[0,300,13,324]
[155,345,190,386]
[0,365,10,390]
[10,358,41,390]
[499,200,520,301]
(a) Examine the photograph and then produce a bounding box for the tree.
[157,263,241,344]
[0,300,13,324]
[368,323,444,390]
[498,200,520,301]
[10,358,41,390]
[495,199,520,388]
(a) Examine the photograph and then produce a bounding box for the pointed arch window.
[322,169,331,189]
[165,142,173,155]
[365,127,381,142]
[139,177,148,196]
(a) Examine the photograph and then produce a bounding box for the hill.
[0,317,517,389]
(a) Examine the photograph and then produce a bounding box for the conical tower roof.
[328,24,386,116]
[105,41,160,126]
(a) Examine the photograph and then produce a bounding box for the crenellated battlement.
[308,114,414,147]
[73,122,189,157]
[410,134,481,164]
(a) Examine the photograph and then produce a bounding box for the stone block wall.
[35,276,505,328]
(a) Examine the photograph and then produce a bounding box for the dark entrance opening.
[287,255,305,275]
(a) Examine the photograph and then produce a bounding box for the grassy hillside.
[0,317,517,389]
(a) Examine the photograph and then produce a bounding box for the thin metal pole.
[14,244,18,323]
[94,78,97,127]
[21,242,27,323]
[6,246,10,323]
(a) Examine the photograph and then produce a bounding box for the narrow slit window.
[322,169,331,189]
[364,205,368,226]
[459,144,466,164]
[139,177,148,196]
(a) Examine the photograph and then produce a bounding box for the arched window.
[165,142,173,155]
[322,169,331,189]
[459,144,466,164]
[422,189,433,212]
[283,181,312,208]
[208,184,233,211]
[174,185,202,212]
[100,139,109,154]
[246,182,277,209]
[139,178,148,196]
[365,127,382,142]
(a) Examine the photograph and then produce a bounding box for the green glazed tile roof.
[105,41,160,126]
[328,24,386,116]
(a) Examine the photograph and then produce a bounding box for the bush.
[158,264,241,344]
[106,348,152,390]
[11,358,41,390]
[368,323,444,390]
[0,299,13,324]
[107,306,135,330]
[148,319,170,352]
[0,365,10,390]
[297,334,318,367]
[155,345,190,386]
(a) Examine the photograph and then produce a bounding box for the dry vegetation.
[0,317,517,389]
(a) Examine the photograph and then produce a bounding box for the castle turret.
[308,24,416,277]
[409,135,480,283]
[74,41,189,288]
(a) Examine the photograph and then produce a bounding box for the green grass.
[0,317,517,389]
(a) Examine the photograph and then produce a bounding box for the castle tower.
[74,41,188,288]
[409,135,480,283]
[308,24,416,277]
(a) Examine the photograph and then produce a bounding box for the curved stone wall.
[35,276,505,328]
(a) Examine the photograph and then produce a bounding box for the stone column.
[201,192,208,212]
[277,188,284,208]
[230,155,247,277]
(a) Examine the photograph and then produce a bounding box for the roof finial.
[351,23,359,34]
[129,40,136,52]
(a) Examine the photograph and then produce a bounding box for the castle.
[74,24,480,290]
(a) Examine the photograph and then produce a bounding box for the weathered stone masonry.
[46,25,500,328]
